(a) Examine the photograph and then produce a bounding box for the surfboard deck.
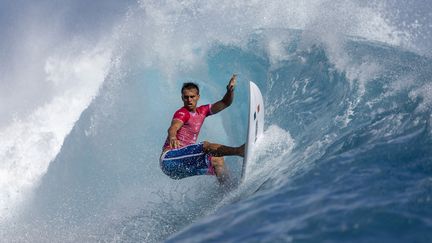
[241,81,264,182]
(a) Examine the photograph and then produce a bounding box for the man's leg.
[211,156,230,184]
[203,141,245,157]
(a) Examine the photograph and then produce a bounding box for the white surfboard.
[241,81,264,182]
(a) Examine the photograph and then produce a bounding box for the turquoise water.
[167,36,432,242]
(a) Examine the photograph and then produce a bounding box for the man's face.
[182,88,200,111]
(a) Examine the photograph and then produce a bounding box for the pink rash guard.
[163,104,212,150]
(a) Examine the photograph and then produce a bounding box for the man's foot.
[219,176,238,192]
[238,144,245,157]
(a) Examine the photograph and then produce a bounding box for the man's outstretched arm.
[167,120,183,148]
[211,74,237,114]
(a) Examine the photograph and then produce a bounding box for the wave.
[1,1,432,242]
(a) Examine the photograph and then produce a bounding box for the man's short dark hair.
[182,82,200,94]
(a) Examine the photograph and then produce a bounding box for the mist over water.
[1,1,432,242]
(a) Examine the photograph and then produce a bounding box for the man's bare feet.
[239,144,245,157]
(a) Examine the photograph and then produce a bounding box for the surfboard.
[241,81,264,182]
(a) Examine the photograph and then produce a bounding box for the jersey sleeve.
[173,108,190,123]
[201,104,213,117]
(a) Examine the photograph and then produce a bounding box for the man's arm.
[211,74,237,114]
[167,119,183,148]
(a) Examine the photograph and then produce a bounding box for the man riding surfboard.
[160,74,244,184]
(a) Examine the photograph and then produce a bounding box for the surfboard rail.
[241,81,264,182]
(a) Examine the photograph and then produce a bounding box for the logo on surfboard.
[254,104,260,141]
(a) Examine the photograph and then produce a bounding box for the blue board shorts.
[160,143,215,179]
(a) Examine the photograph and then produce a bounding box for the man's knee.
[203,141,212,151]
[203,141,209,147]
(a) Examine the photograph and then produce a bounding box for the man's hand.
[211,74,237,114]
[169,137,180,149]
[226,74,237,92]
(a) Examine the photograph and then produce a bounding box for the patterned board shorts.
[160,143,215,179]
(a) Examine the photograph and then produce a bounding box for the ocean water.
[1,1,432,242]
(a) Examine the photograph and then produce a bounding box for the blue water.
[1,1,432,242]
[167,37,432,242]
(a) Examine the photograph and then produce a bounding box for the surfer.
[160,74,244,184]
